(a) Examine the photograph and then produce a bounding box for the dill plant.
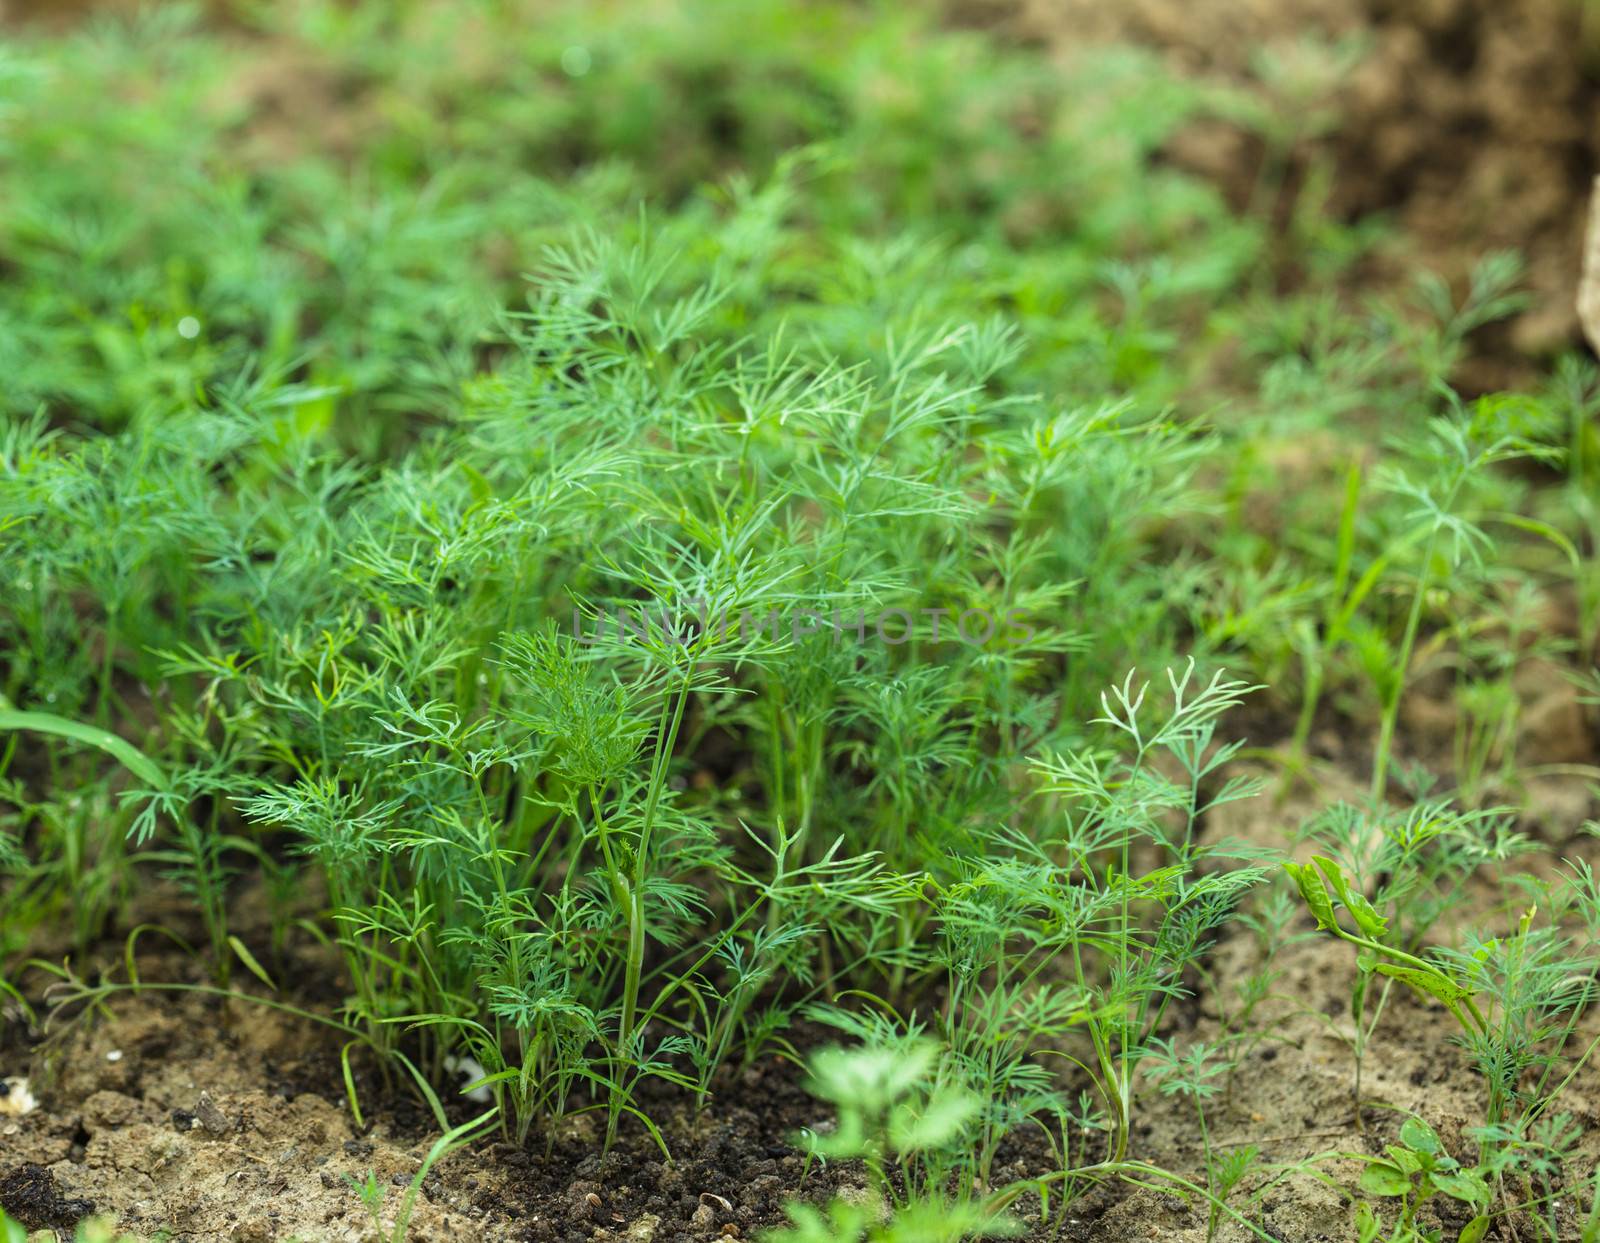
[1293,797,1533,1119]
[1289,853,1600,1228]
[791,662,1270,1226]
[1193,255,1575,804]
[1025,663,1268,1162]
[0,52,1226,1154]
[1364,404,1552,802]
[14,215,1190,1154]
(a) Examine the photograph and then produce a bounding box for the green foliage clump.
[1,3,1599,1242]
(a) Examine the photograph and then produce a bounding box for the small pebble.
[0,1077,38,1117]
[443,1053,493,1103]
[195,1091,231,1134]
[625,1216,660,1242]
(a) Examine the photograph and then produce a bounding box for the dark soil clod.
[0,1163,96,1230]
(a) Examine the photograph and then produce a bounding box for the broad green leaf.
[1343,891,1387,940]
[1431,1170,1490,1206]
[1400,1116,1443,1156]
[1458,1215,1490,1243]
[1312,855,1388,940]
[885,1199,1023,1242]
[809,1041,938,1110]
[1358,1161,1411,1197]
[762,1199,877,1243]
[889,1086,979,1152]
[1385,1145,1424,1176]
[1284,861,1338,932]
[0,709,164,789]
[1373,962,1470,1005]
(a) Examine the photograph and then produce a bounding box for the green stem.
[1336,927,1488,1034]
[610,663,695,1146]
[97,607,120,728]
[1371,525,1441,803]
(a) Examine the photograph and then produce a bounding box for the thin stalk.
[609,661,695,1147]
[1371,522,1443,803]
[96,606,120,728]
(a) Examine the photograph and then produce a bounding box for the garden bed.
[2,4,1598,1243]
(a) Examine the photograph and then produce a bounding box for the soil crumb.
[0,1163,96,1231]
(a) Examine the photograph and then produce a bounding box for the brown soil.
[971,0,1600,363]
[2,973,860,1242]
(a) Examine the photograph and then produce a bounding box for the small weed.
[1352,1116,1490,1243]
